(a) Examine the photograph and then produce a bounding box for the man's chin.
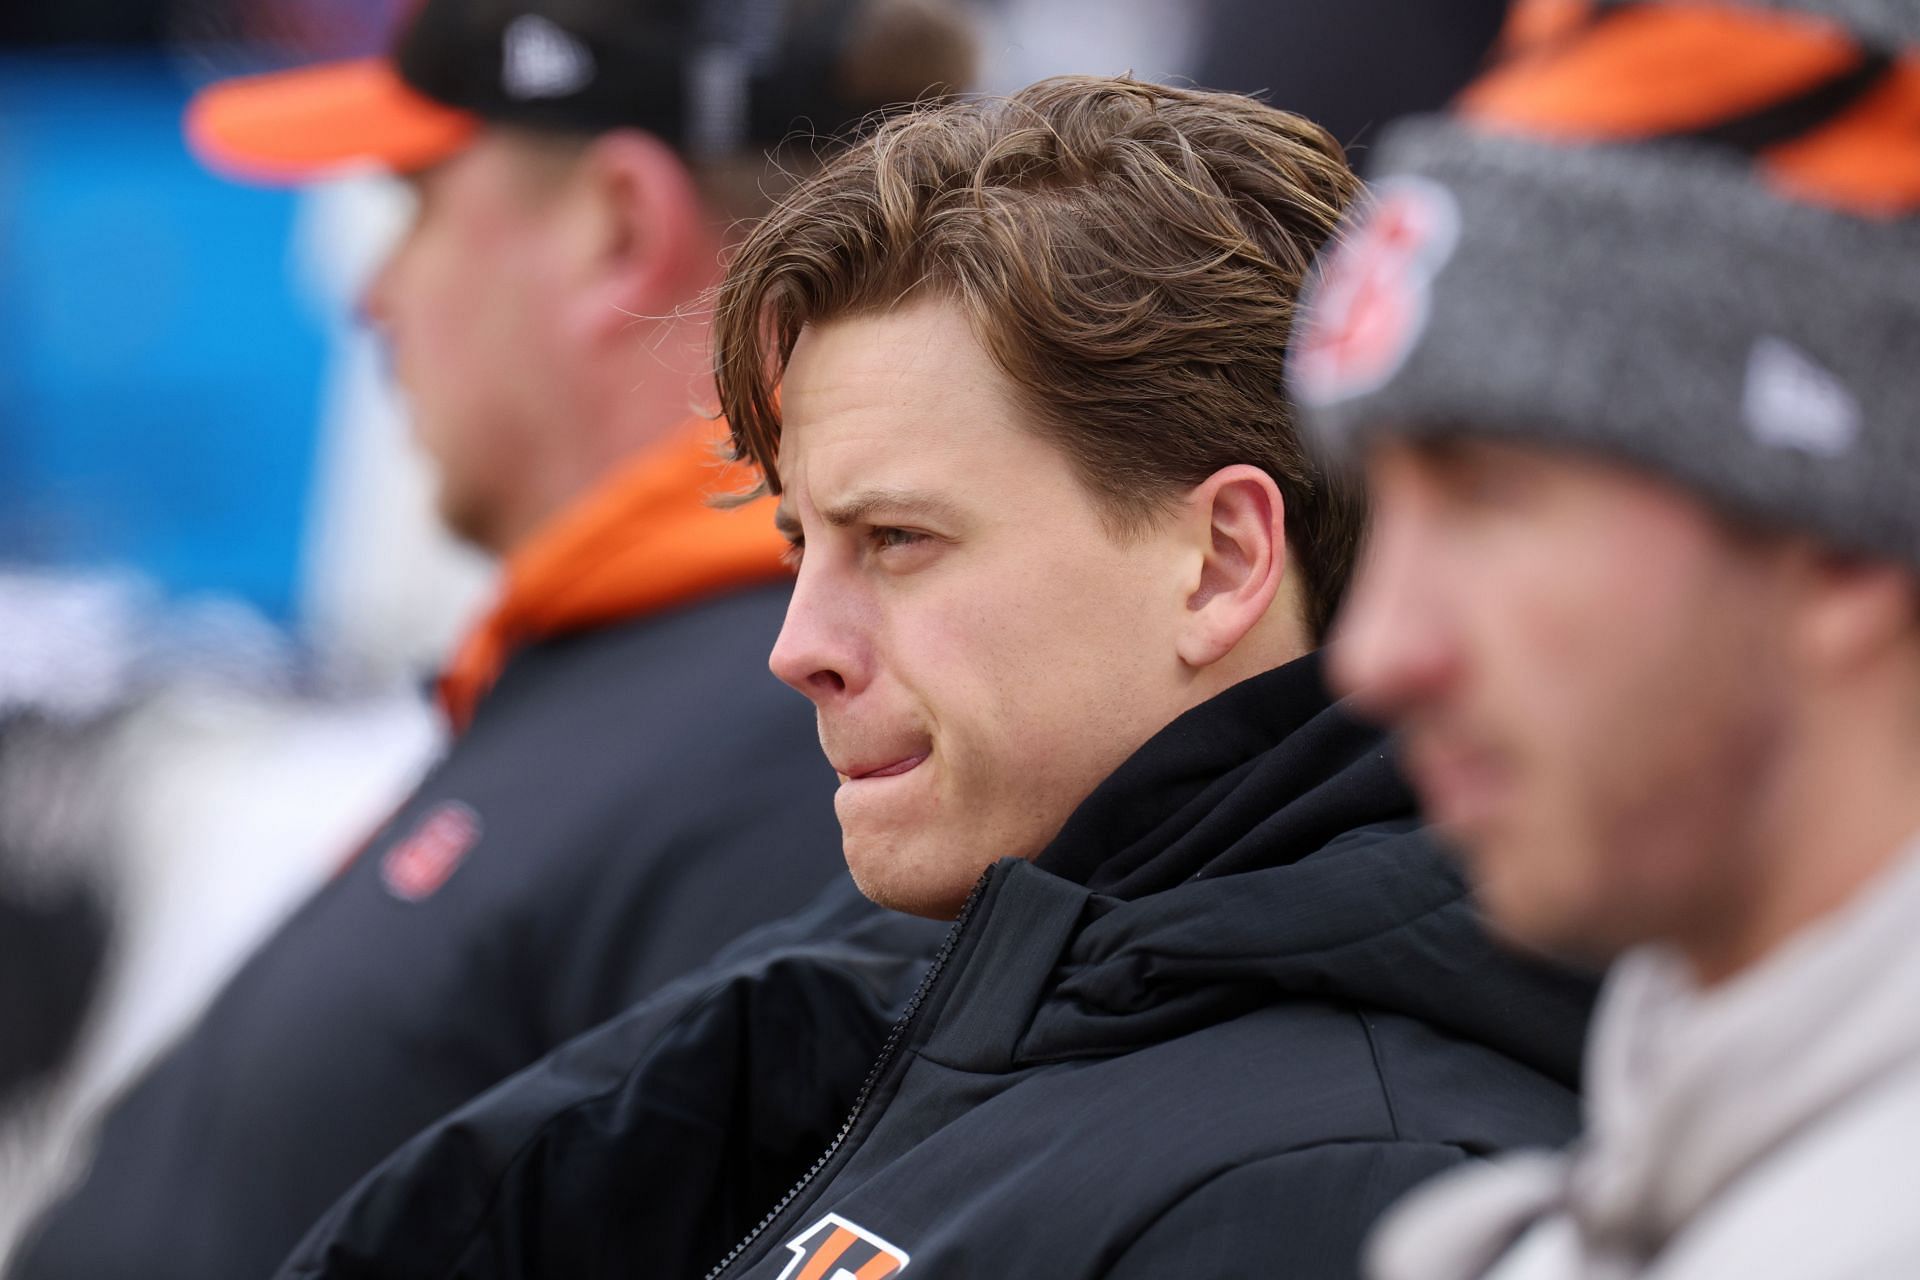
[844,837,984,923]
[1466,850,1628,969]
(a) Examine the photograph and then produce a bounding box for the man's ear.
[567,128,710,338]
[1796,549,1920,677]
[1175,465,1288,670]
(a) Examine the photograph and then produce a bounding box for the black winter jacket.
[16,585,846,1280]
[279,653,1593,1279]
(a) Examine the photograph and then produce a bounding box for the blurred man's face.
[360,133,574,553]
[770,300,1204,919]
[1331,438,1799,965]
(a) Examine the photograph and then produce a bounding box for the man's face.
[1331,438,1799,965]
[360,133,573,552]
[770,300,1205,919]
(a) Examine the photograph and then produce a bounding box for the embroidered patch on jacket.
[1291,174,1462,406]
[775,1213,910,1280]
[380,802,482,902]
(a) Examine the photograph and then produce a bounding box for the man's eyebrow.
[820,489,965,528]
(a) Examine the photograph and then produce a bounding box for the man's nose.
[768,562,863,702]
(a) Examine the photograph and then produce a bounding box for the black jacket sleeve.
[275,881,940,1280]
[1104,1140,1471,1280]
[531,787,846,1048]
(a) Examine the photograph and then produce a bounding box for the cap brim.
[186,57,479,185]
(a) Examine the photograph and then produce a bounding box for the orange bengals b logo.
[775,1213,910,1280]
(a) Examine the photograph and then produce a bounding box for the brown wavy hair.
[712,75,1365,640]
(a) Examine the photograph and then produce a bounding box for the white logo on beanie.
[502,15,595,100]
[1743,336,1860,458]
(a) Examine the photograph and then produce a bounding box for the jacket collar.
[922,657,1594,1081]
[1032,650,1387,896]
[1371,834,1920,1280]
[1572,832,1920,1257]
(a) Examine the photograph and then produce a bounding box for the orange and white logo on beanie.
[1291,177,1461,407]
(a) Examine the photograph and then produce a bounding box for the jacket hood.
[1026,653,1594,1087]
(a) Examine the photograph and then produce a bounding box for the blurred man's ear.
[1796,549,1920,677]
[570,128,711,335]
[1175,465,1290,670]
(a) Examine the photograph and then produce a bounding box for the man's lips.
[1404,732,1512,833]
[837,752,929,781]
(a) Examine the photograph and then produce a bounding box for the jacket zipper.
[701,867,996,1280]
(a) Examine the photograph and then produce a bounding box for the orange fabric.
[851,1252,904,1279]
[1765,58,1920,214]
[1461,4,1859,139]
[1494,0,1599,57]
[794,1228,857,1280]
[436,421,789,733]
[186,57,477,185]
[1460,1,1920,216]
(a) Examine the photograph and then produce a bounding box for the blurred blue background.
[0,50,326,621]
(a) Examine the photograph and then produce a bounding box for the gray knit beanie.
[1293,0,1920,568]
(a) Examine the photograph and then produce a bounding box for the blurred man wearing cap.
[12,3,973,1278]
[1294,2,1920,1276]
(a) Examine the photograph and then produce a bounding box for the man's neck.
[591,311,716,461]
[496,317,716,555]
[1685,696,1920,987]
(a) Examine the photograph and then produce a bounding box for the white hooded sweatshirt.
[1369,839,1920,1280]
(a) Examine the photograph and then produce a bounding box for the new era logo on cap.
[502,14,595,100]
[1743,335,1860,458]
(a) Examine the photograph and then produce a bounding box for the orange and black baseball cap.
[188,0,883,184]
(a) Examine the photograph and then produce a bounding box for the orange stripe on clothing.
[794,1227,858,1280]
[851,1252,905,1279]
[1765,57,1920,214]
[1462,3,1859,138]
[1494,0,1600,57]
